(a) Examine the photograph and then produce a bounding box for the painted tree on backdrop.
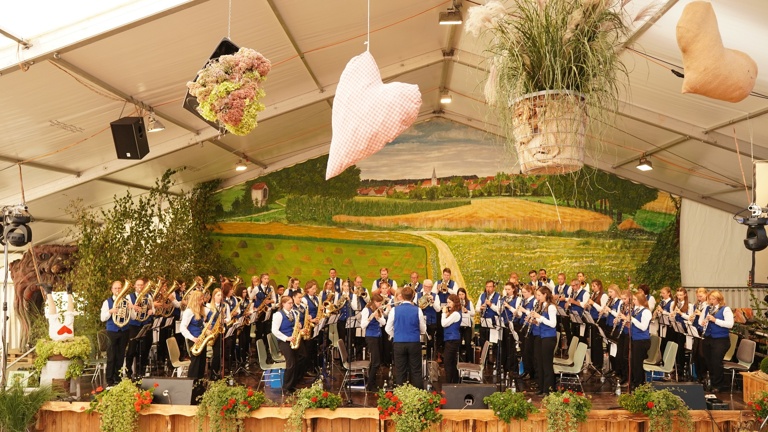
[636,197,682,290]
[65,170,238,338]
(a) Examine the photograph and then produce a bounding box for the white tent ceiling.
[0,0,766,249]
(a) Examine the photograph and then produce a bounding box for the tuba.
[134,279,156,322]
[111,279,133,328]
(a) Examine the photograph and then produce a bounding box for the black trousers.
[674,331,688,374]
[366,336,381,391]
[460,326,473,363]
[703,336,730,389]
[444,340,460,384]
[381,328,393,366]
[188,347,205,380]
[106,330,129,385]
[157,325,173,367]
[125,325,142,377]
[535,336,556,393]
[522,332,535,377]
[210,336,224,379]
[502,327,519,376]
[610,333,628,382]
[237,324,252,363]
[693,336,707,381]
[278,340,300,391]
[393,342,423,389]
[589,323,604,370]
[630,338,650,390]
[425,323,438,359]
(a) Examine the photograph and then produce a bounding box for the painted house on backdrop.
[250,182,269,207]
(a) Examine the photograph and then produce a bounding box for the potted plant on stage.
[0,382,58,432]
[464,0,642,175]
[618,383,693,432]
[484,389,538,424]
[34,336,91,391]
[286,380,342,432]
[86,379,154,432]
[196,380,269,432]
[541,389,591,432]
[376,384,445,432]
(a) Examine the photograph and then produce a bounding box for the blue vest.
[393,303,420,343]
[437,291,449,307]
[338,294,351,321]
[364,309,381,338]
[631,308,651,340]
[418,292,437,325]
[554,284,569,309]
[500,297,516,324]
[188,314,204,337]
[480,292,499,319]
[675,302,689,325]
[531,307,541,337]
[539,305,557,338]
[444,312,461,341]
[330,278,342,292]
[588,293,602,320]
[105,297,128,332]
[173,291,182,319]
[412,282,422,294]
[278,310,295,338]
[704,306,729,338]
[661,298,673,313]
[375,278,394,289]
[517,297,534,325]
[304,295,319,318]
[571,289,586,316]
[128,292,146,327]
[253,286,268,308]
[295,305,306,324]
[692,304,705,331]
[606,299,619,328]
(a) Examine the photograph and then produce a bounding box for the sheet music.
[610,342,617,357]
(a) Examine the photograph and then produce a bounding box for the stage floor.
[77,359,749,410]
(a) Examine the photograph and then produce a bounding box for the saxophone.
[111,279,133,328]
[255,285,274,315]
[301,305,314,340]
[191,306,224,355]
[289,311,303,350]
[335,292,349,310]
[134,279,156,322]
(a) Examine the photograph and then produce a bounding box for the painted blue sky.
[356,118,516,180]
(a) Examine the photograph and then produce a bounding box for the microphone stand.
[218,302,226,382]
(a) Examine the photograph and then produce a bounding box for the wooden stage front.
[38,402,754,432]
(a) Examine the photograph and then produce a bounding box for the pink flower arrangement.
[186,47,272,136]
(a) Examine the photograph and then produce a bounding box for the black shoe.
[40,283,53,295]
[520,373,531,380]
[65,282,73,295]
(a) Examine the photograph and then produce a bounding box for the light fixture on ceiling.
[440,89,452,104]
[439,2,462,25]
[636,155,653,171]
[147,111,165,132]
[235,159,247,171]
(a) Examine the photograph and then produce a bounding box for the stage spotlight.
[745,223,768,251]
[1,205,32,247]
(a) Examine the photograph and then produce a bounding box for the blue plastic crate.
[264,369,284,388]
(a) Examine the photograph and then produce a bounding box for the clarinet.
[701,306,718,334]
[525,301,542,337]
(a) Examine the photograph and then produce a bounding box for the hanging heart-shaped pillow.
[326,51,422,179]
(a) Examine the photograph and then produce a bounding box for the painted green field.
[633,209,675,233]
[217,184,246,212]
[215,233,429,283]
[437,233,654,300]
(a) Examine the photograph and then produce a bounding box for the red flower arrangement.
[377,385,445,432]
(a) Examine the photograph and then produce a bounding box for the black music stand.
[343,312,364,405]
[150,317,164,374]
[131,323,153,379]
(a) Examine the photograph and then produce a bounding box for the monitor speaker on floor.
[140,377,200,405]
[442,384,496,409]
[651,382,707,410]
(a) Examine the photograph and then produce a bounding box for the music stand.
[343,312,364,405]
[150,317,164,374]
[581,313,604,381]
[324,314,339,383]
[131,323,153,378]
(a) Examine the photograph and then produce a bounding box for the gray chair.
[255,339,286,391]
[723,338,756,392]
[644,341,678,381]
[723,333,739,362]
[267,333,285,363]
[166,337,191,377]
[553,342,588,393]
[458,341,489,383]
[643,334,661,366]
[554,336,580,366]
[337,339,369,391]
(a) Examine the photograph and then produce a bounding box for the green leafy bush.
[541,389,591,432]
[618,383,693,432]
[484,390,538,423]
[197,380,269,432]
[285,380,342,432]
[377,384,445,432]
[34,336,91,380]
[86,379,152,432]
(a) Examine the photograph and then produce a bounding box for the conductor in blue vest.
[385,286,426,389]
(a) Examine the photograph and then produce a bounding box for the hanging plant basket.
[511,90,587,175]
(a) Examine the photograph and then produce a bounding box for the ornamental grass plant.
[618,383,693,432]
[0,382,58,432]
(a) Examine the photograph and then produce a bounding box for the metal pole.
[1,239,9,389]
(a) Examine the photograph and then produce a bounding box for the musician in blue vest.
[301,280,321,375]
[272,295,305,394]
[498,282,519,379]
[689,287,709,383]
[699,290,733,392]
[100,280,132,387]
[552,273,572,345]
[441,294,462,384]
[537,269,555,290]
[207,287,231,380]
[371,267,398,292]
[385,286,426,388]
[566,278,588,344]
[361,293,386,391]
[252,274,272,353]
[286,277,301,298]
[618,291,651,391]
[638,283,656,311]
[477,280,500,368]
[516,285,536,380]
[291,288,309,381]
[377,281,395,367]
[457,287,475,363]
[125,277,154,380]
[585,279,608,371]
[602,285,621,377]
[434,269,454,362]
[223,282,241,372]
[656,286,674,356]
[407,272,423,294]
[328,268,342,292]
[180,290,207,380]
[416,279,441,359]
[527,269,543,288]
[531,286,557,394]
[672,287,694,379]
[352,276,368,358]
[336,279,356,357]
[172,279,188,360]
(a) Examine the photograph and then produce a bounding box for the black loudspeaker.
[110,116,149,160]
[139,377,199,405]
[651,382,707,410]
[442,384,496,409]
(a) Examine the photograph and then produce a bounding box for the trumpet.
[354,285,368,299]
[437,281,449,294]
[418,293,434,309]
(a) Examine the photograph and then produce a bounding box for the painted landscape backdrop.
[213,119,676,300]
